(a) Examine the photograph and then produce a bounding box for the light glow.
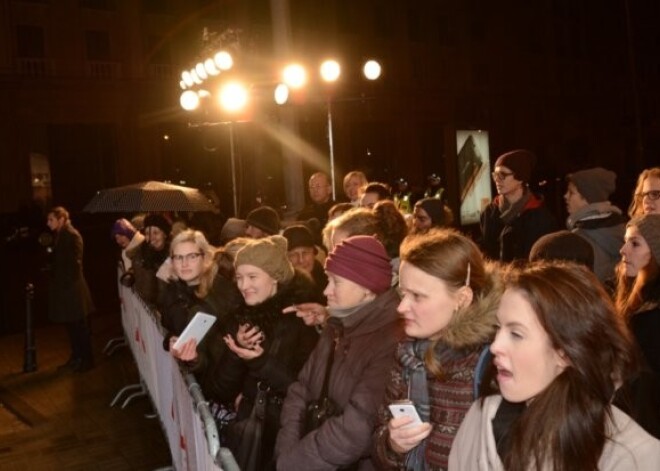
[282,63,307,89]
[214,51,233,71]
[180,90,200,111]
[320,60,341,82]
[218,81,248,112]
[363,60,382,80]
[274,83,289,105]
[204,58,219,76]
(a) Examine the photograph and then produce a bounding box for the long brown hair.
[399,228,494,378]
[502,262,635,471]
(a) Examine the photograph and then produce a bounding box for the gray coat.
[47,222,94,323]
[275,289,404,470]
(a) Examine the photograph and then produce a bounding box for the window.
[16,25,45,57]
[85,30,110,60]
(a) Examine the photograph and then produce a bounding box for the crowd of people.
[44,157,660,470]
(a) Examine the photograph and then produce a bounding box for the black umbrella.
[83,181,217,213]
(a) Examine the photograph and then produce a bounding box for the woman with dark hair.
[373,229,502,470]
[450,262,660,470]
[411,198,454,234]
[46,206,95,372]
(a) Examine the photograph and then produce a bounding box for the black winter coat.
[480,193,557,262]
[47,222,94,323]
[209,270,322,468]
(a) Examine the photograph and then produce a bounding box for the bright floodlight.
[179,80,186,90]
[363,60,382,80]
[180,90,200,111]
[195,62,208,80]
[182,71,194,87]
[320,60,341,82]
[204,58,219,76]
[191,69,202,84]
[219,81,248,112]
[214,51,233,71]
[282,63,307,89]
[274,83,289,105]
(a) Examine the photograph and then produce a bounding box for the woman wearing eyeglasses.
[479,149,557,263]
[629,167,660,217]
[160,231,243,381]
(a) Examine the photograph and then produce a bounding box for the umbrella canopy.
[83,181,217,213]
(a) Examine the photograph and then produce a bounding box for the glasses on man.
[491,170,514,181]
[636,190,660,201]
[171,252,204,263]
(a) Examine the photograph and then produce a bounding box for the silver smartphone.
[388,400,423,427]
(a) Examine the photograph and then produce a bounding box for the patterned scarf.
[398,339,432,471]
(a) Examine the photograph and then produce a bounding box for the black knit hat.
[529,230,595,270]
[246,206,280,235]
[143,214,171,235]
[494,149,537,183]
[282,225,316,251]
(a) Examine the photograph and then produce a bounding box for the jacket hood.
[440,264,503,349]
[567,201,624,230]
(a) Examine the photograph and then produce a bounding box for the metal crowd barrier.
[117,279,239,471]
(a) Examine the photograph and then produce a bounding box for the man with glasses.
[479,149,557,262]
[297,172,335,227]
[565,167,625,282]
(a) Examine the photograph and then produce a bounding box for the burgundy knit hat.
[494,149,537,183]
[325,235,392,294]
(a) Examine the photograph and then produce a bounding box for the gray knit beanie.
[629,214,660,264]
[567,167,616,204]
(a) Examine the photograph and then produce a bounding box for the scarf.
[398,339,432,471]
[498,190,531,225]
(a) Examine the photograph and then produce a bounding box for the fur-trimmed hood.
[439,264,504,349]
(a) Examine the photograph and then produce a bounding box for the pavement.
[0,310,171,470]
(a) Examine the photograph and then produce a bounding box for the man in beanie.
[276,235,404,470]
[111,218,145,271]
[283,225,327,297]
[245,205,281,238]
[480,149,557,262]
[565,167,625,282]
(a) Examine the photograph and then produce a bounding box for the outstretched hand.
[282,302,328,326]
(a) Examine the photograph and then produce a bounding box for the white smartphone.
[172,312,217,351]
[388,401,423,428]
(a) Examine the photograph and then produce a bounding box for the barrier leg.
[102,336,126,355]
[121,386,147,409]
[110,383,143,407]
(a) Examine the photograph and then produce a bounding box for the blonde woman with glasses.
[629,167,660,217]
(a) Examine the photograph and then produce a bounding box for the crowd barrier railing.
[118,280,239,471]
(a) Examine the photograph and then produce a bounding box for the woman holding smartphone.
[373,229,503,470]
[449,262,660,470]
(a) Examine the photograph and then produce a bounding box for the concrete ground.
[0,310,171,470]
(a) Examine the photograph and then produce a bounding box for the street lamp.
[320,59,342,200]
[217,80,249,216]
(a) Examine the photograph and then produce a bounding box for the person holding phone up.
[373,229,503,470]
